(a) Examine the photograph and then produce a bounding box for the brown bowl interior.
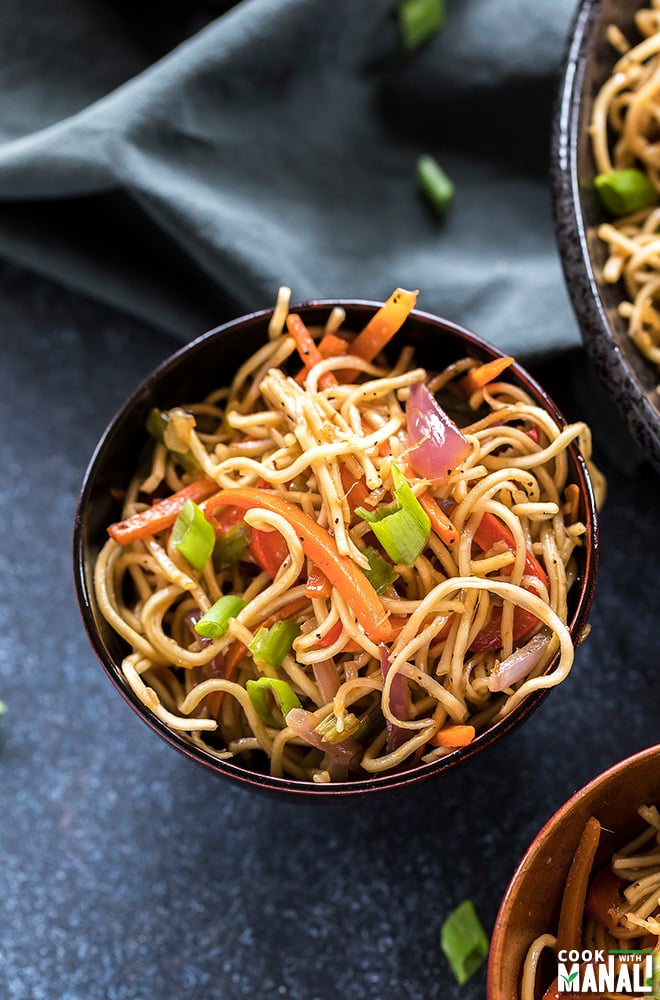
[488,743,660,999]
[73,300,599,797]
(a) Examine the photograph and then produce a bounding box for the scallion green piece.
[362,545,399,595]
[171,499,216,571]
[440,900,489,985]
[356,464,430,565]
[146,407,198,473]
[314,711,361,744]
[213,522,249,570]
[246,676,302,728]
[417,155,454,216]
[194,594,247,639]
[0,700,6,715]
[594,168,657,216]
[399,0,444,52]
[248,621,302,670]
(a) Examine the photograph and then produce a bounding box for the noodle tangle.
[93,290,599,783]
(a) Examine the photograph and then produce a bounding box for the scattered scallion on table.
[440,899,490,985]
[594,168,658,216]
[417,154,454,216]
[398,0,445,52]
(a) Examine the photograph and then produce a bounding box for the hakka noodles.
[590,2,660,395]
[521,805,660,999]
[94,288,603,783]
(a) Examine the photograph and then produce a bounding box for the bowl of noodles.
[73,289,601,795]
[552,0,660,474]
[487,743,660,999]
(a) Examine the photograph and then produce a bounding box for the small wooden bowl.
[488,743,660,998]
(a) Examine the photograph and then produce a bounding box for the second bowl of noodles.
[73,292,601,795]
[552,0,660,473]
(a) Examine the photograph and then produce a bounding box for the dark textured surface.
[1,257,659,1000]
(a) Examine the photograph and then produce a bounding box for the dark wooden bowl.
[552,0,660,473]
[73,300,599,797]
[488,743,660,998]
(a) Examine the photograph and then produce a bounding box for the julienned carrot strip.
[460,356,514,395]
[348,288,418,363]
[318,331,350,358]
[206,489,393,642]
[295,331,349,384]
[556,816,602,954]
[563,483,581,525]
[305,565,332,599]
[108,477,219,545]
[287,313,337,389]
[418,492,459,548]
[430,724,476,748]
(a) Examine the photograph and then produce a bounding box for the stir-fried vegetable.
[194,594,247,639]
[406,382,471,481]
[248,621,302,670]
[206,488,393,642]
[171,499,216,571]
[595,167,658,216]
[356,464,430,565]
[556,816,602,953]
[108,476,218,545]
[287,313,338,389]
[345,288,417,366]
[430,724,475,748]
[460,356,515,396]
[246,677,302,728]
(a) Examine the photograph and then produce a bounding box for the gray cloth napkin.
[0,0,579,359]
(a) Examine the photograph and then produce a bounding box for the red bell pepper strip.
[469,511,548,653]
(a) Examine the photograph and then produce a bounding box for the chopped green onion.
[213,522,249,570]
[146,407,198,473]
[194,594,247,638]
[440,900,489,985]
[171,499,216,571]
[594,168,657,216]
[0,700,6,715]
[248,621,302,670]
[399,0,444,52]
[246,676,302,728]
[315,711,361,744]
[356,464,430,565]
[362,545,399,595]
[417,155,454,216]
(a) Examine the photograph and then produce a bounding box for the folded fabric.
[0,0,580,358]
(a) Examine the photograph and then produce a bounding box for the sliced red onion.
[487,631,552,692]
[286,707,361,776]
[312,659,340,703]
[380,643,409,753]
[185,608,212,650]
[406,382,471,482]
